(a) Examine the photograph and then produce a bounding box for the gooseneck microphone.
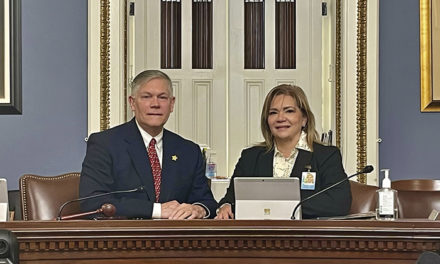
[56,185,145,220]
[291,165,374,220]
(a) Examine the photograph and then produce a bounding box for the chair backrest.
[391,179,440,191]
[396,190,440,218]
[349,181,378,214]
[391,179,440,218]
[19,173,81,220]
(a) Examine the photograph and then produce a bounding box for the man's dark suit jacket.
[218,143,352,219]
[79,118,217,219]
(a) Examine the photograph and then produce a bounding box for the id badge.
[301,171,316,190]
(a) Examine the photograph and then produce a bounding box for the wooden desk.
[1,219,440,263]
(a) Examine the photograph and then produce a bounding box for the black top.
[219,142,352,219]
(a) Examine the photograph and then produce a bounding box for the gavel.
[56,203,116,220]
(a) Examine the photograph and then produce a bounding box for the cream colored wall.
[88,0,126,136]
[87,0,100,135]
[341,0,379,185]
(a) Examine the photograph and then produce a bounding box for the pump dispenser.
[376,169,398,220]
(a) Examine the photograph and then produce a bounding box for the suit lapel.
[291,149,313,178]
[160,130,178,202]
[125,119,155,201]
[256,149,274,176]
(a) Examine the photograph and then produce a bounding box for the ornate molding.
[192,80,213,146]
[335,0,342,148]
[245,80,265,146]
[356,0,368,183]
[123,0,128,120]
[19,237,440,254]
[100,0,110,131]
[4,220,440,263]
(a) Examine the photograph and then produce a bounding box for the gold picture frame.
[420,0,440,112]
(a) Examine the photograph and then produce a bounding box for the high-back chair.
[391,179,440,218]
[349,181,378,214]
[19,173,81,220]
[391,179,440,191]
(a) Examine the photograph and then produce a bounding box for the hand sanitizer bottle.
[376,169,398,220]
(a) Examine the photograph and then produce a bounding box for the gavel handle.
[58,208,103,220]
[56,203,116,220]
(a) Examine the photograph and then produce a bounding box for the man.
[80,70,217,219]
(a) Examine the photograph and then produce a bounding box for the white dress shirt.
[273,131,311,178]
[135,120,163,218]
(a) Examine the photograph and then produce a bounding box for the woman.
[215,84,351,219]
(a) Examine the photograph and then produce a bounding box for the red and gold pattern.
[147,138,161,202]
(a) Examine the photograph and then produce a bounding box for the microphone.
[56,185,145,220]
[291,165,374,220]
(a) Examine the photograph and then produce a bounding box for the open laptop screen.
[234,177,301,220]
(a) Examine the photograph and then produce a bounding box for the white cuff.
[193,202,210,218]
[152,203,162,219]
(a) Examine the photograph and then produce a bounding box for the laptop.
[234,177,301,220]
[0,178,9,221]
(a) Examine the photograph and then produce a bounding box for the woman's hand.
[214,204,234,219]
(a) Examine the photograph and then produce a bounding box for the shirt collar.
[135,119,163,150]
[274,131,311,158]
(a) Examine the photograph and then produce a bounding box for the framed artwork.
[420,0,440,112]
[0,0,21,114]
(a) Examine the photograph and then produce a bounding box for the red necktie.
[147,138,161,202]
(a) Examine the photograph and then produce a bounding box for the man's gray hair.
[130,70,173,96]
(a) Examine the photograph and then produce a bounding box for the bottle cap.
[381,169,391,188]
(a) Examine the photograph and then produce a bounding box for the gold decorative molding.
[420,0,440,112]
[356,0,368,183]
[123,0,128,120]
[335,0,342,148]
[100,0,110,131]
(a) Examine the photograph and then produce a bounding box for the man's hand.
[214,204,234,219]
[161,200,180,219]
[168,203,206,219]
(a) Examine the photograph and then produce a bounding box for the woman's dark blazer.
[218,142,352,219]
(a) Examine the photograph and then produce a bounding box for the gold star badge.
[172,155,178,161]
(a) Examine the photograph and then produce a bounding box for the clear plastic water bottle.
[205,155,217,179]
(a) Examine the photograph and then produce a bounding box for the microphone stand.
[291,165,374,220]
[56,186,145,220]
